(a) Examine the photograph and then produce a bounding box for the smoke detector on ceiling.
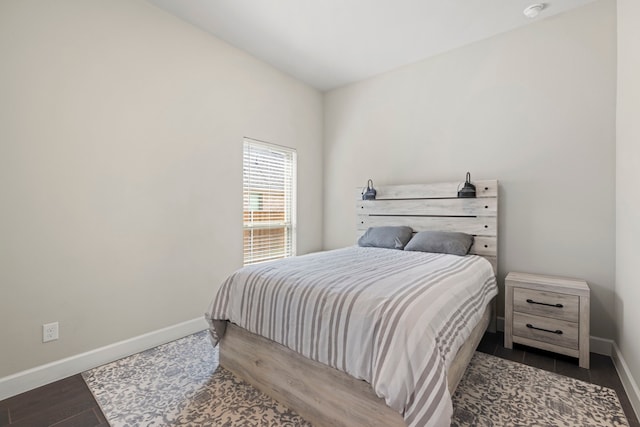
[523,3,545,19]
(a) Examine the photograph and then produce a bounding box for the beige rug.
[83,331,629,426]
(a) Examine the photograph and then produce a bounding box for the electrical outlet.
[43,322,59,343]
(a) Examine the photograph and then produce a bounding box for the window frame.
[242,138,297,265]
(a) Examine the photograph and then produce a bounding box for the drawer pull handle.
[526,323,563,335]
[526,298,563,308]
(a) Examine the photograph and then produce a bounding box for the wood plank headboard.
[356,180,499,274]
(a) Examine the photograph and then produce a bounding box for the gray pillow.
[404,231,474,256]
[357,226,414,250]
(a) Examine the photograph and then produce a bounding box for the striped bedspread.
[206,246,497,426]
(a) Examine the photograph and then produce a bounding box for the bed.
[206,179,499,426]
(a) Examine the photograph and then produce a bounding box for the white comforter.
[206,246,497,426]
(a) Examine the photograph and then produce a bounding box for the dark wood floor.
[1,331,638,426]
[0,375,107,427]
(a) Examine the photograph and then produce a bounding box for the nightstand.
[504,272,590,368]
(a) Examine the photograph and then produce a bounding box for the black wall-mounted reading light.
[457,172,476,198]
[362,179,377,200]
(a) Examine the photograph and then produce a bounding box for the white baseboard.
[590,336,613,356]
[0,317,208,401]
[612,342,640,421]
[4,314,632,414]
[495,316,612,356]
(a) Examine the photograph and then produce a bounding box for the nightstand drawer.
[513,312,579,349]
[505,272,589,368]
[513,287,579,322]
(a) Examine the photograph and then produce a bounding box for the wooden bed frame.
[219,179,499,426]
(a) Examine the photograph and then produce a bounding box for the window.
[243,138,296,265]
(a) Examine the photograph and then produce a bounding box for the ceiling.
[148,0,596,91]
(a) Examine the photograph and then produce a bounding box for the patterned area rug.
[451,352,628,427]
[83,331,629,426]
[82,332,307,426]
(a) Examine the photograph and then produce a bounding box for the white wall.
[323,0,616,338]
[615,0,640,396]
[0,0,323,378]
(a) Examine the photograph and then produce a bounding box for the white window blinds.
[243,138,297,265]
